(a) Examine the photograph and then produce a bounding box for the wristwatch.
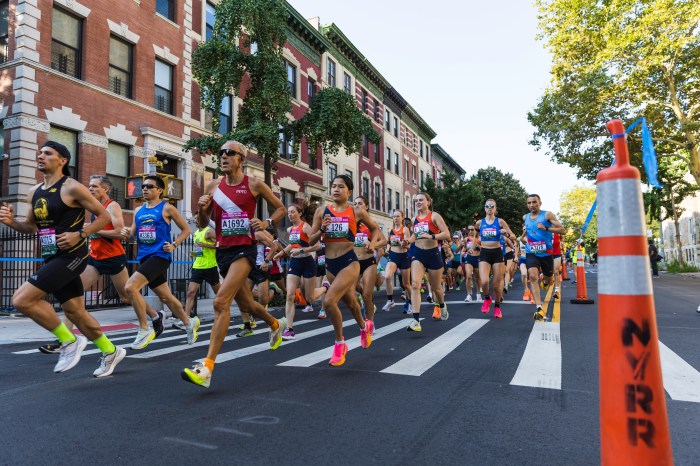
[79,229,88,239]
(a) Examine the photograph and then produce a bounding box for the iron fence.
[0,231,205,313]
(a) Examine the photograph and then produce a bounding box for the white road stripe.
[380,318,489,377]
[510,321,561,390]
[278,319,413,367]
[598,256,652,295]
[659,341,700,403]
[597,179,646,237]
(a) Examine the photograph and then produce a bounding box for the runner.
[181,141,287,388]
[275,204,319,340]
[517,233,532,302]
[121,175,197,349]
[316,239,328,319]
[449,234,463,291]
[521,194,566,321]
[475,199,514,318]
[462,225,481,302]
[407,192,451,331]
[503,238,515,295]
[0,141,126,376]
[307,175,380,366]
[381,210,412,313]
[551,233,562,300]
[184,214,221,318]
[238,232,277,337]
[353,195,387,329]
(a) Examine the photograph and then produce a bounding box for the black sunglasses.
[219,148,242,157]
[142,184,158,190]
[485,204,495,209]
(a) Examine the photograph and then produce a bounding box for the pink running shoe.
[494,307,503,319]
[481,296,492,314]
[361,320,374,348]
[329,341,348,366]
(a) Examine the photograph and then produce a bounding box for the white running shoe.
[185,316,201,344]
[54,335,88,373]
[382,301,395,311]
[131,328,155,350]
[93,346,126,378]
[464,295,473,302]
[302,305,314,313]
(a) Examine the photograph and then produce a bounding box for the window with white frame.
[327,59,336,87]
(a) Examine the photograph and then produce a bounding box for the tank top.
[322,204,357,243]
[389,227,404,247]
[524,210,553,257]
[413,211,440,238]
[452,243,461,261]
[317,242,326,267]
[192,226,217,269]
[135,201,171,261]
[552,234,561,255]
[289,222,310,248]
[212,176,257,247]
[89,199,126,260]
[354,223,370,248]
[266,244,282,274]
[32,176,87,259]
[479,217,501,243]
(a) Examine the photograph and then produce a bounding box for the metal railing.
[0,231,205,313]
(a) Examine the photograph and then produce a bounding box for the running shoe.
[360,320,374,349]
[481,296,492,314]
[541,280,549,290]
[427,294,434,303]
[329,341,348,366]
[553,287,560,299]
[282,328,295,341]
[54,335,88,373]
[171,319,186,331]
[302,305,314,313]
[440,304,449,321]
[402,302,411,314]
[130,328,155,350]
[269,318,287,349]
[93,346,126,378]
[432,304,441,320]
[152,311,165,338]
[503,287,508,294]
[382,301,395,311]
[181,363,211,388]
[269,282,282,295]
[464,295,473,303]
[251,319,257,329]
[494,307,503,319]
[185,316,200,345]
[407,320,422,332]
[317,309,327,319]
[534,307,546,321]
[39,340,61,354]
[237,327,254,338]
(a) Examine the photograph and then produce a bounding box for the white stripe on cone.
[598,256,652,295]
[597,179,647,238]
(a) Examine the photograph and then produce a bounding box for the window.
[394,152,400,175]
[374,182,381,211]
[362,178,370,200]
[393,117,398,138]
[426,146,430,162]
[278,131,294,160]
[345,169,353,180]
[373,99,379,121]
[51,8,82,78]
[106,143,129,209]
[156,0,174,21]
[387,188,392,213]
[420,169,425,188]
[219,95,233,134]
[385,148,391,171]
[385,110,391,131]
[420,140,423,158]
[250,41,258,55]
[328,162,337,191]
[395,192,400,212]
[205,2,215,41]
[308,79,316,104]
[280,189,295,229]
[154,59,174,114]
[412,165,416,185]
[49,126,78,178]
[109,36,132,98]
[327,59,336,87]
[406,195,410,217]
[374,141,380,165]
[0,1,9,64]
[362,89,368,113]
[307,141,317,170]
[362,134,368,158]
[404,161,408,181]
[343,72,351,94]
[285,61,297,99]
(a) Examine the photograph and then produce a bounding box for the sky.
[288,0,584,213]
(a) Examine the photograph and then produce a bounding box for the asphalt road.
[1,268,698,465]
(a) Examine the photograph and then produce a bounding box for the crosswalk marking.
[380,319,489,377]
[659,341,700,403]
[278,319,413,367]
[510,321,562,390]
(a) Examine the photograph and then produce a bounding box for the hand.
[321,214,331,231]
[120,226,130,238]
[56,231,81,250]
[537,222,547,230]
[163,242,176,253]
[250,217,267,232]
[198,194,212,208]
[273,251,284,260]
[290,248,302,258]
[0,202,14,225]
[260,262,269,272]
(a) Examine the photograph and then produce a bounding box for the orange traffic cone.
[561,258,570,281]
[597,119,672,465]
[570,245,593,304]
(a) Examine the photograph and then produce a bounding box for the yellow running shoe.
[181,363,211,388]
[269,318,287,350]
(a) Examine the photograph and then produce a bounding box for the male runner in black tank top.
[0,141,127,377]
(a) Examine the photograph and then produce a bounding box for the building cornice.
[285,2,329,53]
[431,143,465,176]
[403,104,437,140]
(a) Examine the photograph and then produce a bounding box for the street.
[1,267,698,465]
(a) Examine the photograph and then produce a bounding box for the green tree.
[183,0,379,188]
[528,0,700,185]
[468,167,529,228]
[559,185,597,251]
[423,172,483,233]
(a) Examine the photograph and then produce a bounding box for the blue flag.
[626,117,662,188]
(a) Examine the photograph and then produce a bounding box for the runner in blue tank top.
[519,194,565,321]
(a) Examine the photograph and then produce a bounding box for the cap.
[43,141,71,176]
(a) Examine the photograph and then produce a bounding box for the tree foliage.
[529,0,700,185]
[467,167,529,229]
[559,185,597,251]
[423,171,483,233]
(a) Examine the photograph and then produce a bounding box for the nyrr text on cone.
[597,119,672,465]
[570,244,594,304]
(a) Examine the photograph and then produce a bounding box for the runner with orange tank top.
[307,175,381,366]
[381,210,412,313]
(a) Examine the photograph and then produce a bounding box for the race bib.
[390,235,401,246]
[354,232,369,247]
[326,217,349,239]
[529,240,547,254]
[317,254,326,266]
[414,221,429,235]
[482,227,497,239]
[193,244,203,257]
[289,232,301,244]
[222,211,250,236]
[39,228,57,256]
[138,225,156,244]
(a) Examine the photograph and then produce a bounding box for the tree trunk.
[670,190,685,266]
[690,146,700,187]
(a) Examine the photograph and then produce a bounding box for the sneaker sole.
[94,347,126,378]
[39,347,60,355]
[181,368,210,388]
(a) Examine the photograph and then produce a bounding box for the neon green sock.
[92,335,116,354]
[52,323,77,344]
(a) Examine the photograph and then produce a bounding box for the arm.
[274,227,294,259]
[198,227,217,249]
[197,178,219,228]
[0,187,39,234]
[57,180,110,250]
[544,211,566,235]
[121,206,140,239]
[307,207,326,246]
[95,201,126,240]
[249,177,285,232]
[356,208,386,251]
[431,213,451,241]
[163,204,191,252]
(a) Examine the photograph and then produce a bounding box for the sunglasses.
[485,204,495,209]
[219,148,243,157]
[468,228,475,231]
[142,184,158,190]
